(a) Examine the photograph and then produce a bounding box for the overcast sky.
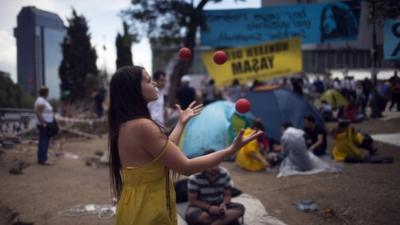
[0,0,260,82]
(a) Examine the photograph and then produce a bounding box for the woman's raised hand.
[231,129,264,151]
[176,101,203,124]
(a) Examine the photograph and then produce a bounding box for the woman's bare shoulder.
[121,118,163,137]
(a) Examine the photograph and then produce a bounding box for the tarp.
[244,88,324,141]
[179,101,253,158]
[317,89,348,109]
[278,128,341,177]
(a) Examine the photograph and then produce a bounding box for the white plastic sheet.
[278,128,341,177]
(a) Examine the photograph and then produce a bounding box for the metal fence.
[0,108,36,135]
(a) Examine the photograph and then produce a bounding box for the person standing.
[176,75,196,110]
[148,71,167,125]
[34,86,56,165]
[227,79,243,102]
[203,79,217,105]
[389,73,400,111]
[92,88,105,118]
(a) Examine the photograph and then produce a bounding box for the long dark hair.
[108,65,151,199]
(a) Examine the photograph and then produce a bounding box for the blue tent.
[179,101,253,158]
[244,88,324,141]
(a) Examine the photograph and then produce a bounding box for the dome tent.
[244,88,324,141]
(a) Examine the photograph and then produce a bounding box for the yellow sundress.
[114,140,177,225]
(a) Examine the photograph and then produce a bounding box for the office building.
[14,6,65,99]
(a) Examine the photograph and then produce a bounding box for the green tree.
[0,74,34,108]
[123,0,244,106]
[116,21,138,69]
[59,9,99,102]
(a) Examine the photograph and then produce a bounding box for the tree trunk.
[166,0,209,107]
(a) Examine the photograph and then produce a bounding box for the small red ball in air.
[235,98,251,114]
[179,47,192,61]
[213,50,228,65]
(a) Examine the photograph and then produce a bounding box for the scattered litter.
[321,208,336,219]
[9,161,30,175]
[12,221,34,225]
[99,151,109,163]
[55,151,79,159]
[296,200,318,212]
[85,156,100,167]
[2,141,14,149]
[94,150,104,157]
[62,128,99,139]
[58,204,115,219]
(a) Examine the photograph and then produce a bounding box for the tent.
[244,88,324,141]
[179,101,253,158]
[317,89,348,109]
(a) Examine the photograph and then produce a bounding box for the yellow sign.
[201,37,302,86]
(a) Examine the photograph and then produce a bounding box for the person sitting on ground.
[235,120,269,171]
[331,118,393,163]
[186,150,245,225]
[279,122,314,173]
[303,115,327,156]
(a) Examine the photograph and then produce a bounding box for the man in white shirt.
[148,71,167,125]
[34,86,55,165]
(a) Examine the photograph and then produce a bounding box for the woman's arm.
[168,121,185,145]
[139,119,263,176]
[309,134,323,151]
[168,101,202,144]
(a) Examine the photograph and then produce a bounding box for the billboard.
[201,0,361,47]
[384,20,400,60]
[201,37,302,87]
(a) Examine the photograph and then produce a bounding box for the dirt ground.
[0,117,399,225]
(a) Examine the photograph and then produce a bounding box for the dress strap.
[153,138,169,162]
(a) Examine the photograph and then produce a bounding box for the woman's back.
[118,119,157,167]
[115,119,177,225]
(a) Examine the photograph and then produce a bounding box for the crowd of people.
[139,69,397,174]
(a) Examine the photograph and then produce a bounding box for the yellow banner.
[201,37,302,86]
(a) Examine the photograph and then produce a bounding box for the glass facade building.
[14,6,65,99]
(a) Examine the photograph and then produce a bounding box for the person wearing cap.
[176,75,196,110]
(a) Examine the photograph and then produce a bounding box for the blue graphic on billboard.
[201,0,360,46]
[384,20,400,60]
